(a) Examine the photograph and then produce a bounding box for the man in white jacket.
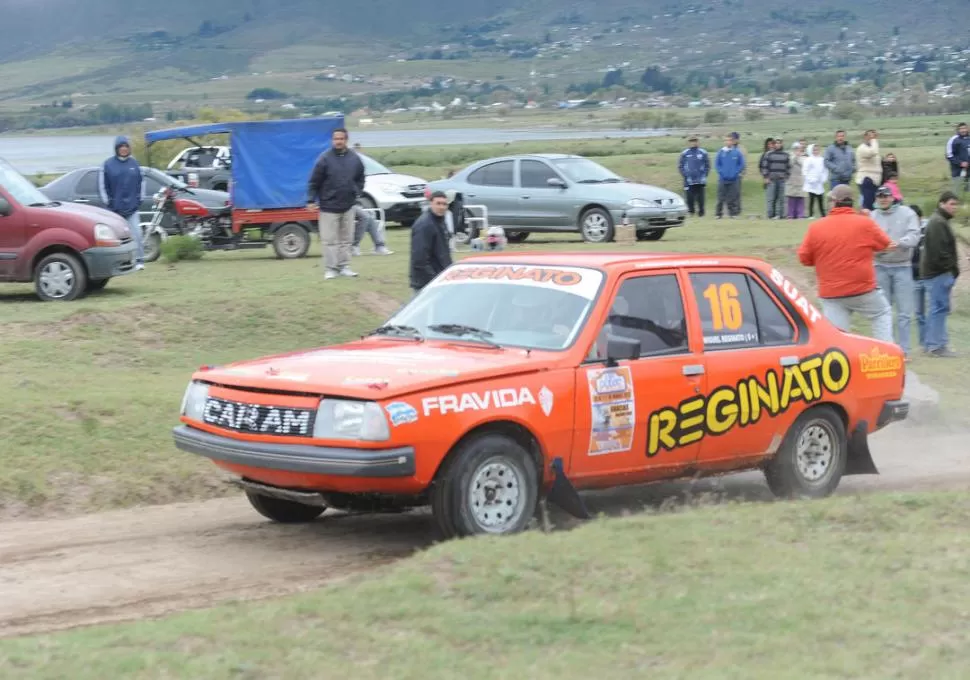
[855,129,882,211]
[871,186,921,358]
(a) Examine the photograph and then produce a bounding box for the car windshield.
[550,157,625,184]
[0,157,52,206]
[360,153,392,176]
[145,167,187,189]
[385,264,604,351]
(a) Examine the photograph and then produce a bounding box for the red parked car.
[0,157,136,301]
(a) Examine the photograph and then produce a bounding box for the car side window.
[690,272,793,349]
[587,274,689,360]
[467,160,514,187]
[75,171,99,196]
[519,160,559,188]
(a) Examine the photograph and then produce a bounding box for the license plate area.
[202,396,316,437]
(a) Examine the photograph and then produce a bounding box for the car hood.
[583,181,683,204]
[196,340,556,399]
[367,172,427,188]
[44,201,130,236]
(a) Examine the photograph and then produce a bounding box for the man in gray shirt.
[824,130,856,190]
[871,185,921,358]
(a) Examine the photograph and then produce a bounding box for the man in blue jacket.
[307,128,367,279]
[98,135,144,269]
[679,135,710,217]
[714,132,745,219]
[945,122,970,194]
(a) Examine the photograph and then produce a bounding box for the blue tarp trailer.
[144,116,345,258]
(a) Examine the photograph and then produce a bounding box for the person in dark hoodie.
[98,135,144,269]
[920,192,962,357]
[945,122,970,194]
[306,128,366,280]
[409,191,453,296]
[678,135,710,217]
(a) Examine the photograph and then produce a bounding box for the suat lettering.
[859,347,902,379]
[423,387,536,415]
[646,348,850,456]
[443,266,582,286]
[770,268,821,323]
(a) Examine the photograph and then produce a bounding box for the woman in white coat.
[802,143,829,218]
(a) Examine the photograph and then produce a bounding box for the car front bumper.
[172,425,416,478]
[613,207,689,229]
[81,243,137,280]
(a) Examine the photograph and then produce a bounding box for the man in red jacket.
[797,184,898,343]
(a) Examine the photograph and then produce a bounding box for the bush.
[704,110,729,124]
[743,108,765,121]
[160,235,205,263]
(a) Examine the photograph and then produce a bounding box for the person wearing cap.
[797,184,897,342]
[679,135,710,217]
[870,186,921,358]
[714,132,745,219]
[759,137,791,219]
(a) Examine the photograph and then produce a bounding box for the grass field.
[2,116,970,517]
[3,492,970,677]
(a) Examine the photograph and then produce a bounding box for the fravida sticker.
[538,386,554,416]
[422,388,536,416]
[586,367,636,455]
[385,401,418,426]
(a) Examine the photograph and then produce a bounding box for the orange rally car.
[173,252,909,538]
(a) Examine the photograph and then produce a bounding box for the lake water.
[0,127,668,175]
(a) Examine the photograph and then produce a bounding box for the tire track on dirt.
[1,428,967,639]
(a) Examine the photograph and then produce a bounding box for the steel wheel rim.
[795,422,836,483]
[39,261,75,298]
[468,456,526,533]
[279,231,305,256]
[583,213,609,241]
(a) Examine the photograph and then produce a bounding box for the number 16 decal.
[703,282,742,331]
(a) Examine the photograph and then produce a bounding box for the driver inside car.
[587,295,630,361]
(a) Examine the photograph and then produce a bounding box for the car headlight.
[313,399,389,442]
[626,199,654,208]
[94,223,122,247]
[181,381,210,420]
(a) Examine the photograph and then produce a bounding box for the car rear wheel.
[34,252,87,302]
[636,229,665,241]
[579,208,614,243]
[272,223,311,259]
[505,231,530,243]
[431,433,539,539]
[764,407,847,499]
[245,491,326,523]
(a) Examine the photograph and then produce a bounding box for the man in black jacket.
[920,191,961,357]
[306,128,366,279]
[410,191,453,296]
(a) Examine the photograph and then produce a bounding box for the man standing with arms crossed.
[678,135,710,218]
[797,185,897,342]
[714,132,745,219]
[307,128,366,280]
[870,186,921,359]
[99,135,144,270]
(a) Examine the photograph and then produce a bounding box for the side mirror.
[606,335,640,364]
[547,177,567,189]
[0,198,11,217]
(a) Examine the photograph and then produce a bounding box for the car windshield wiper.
[368,324,424,341]
[28,201,58,207]
[428,323,502,348]
[598,177,625,183]
[575,178,605,184]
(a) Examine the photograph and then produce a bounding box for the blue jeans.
[820,289,893,343]
[925,272,955,352]
[874,264,914,354]
[124,212,144,264]
[913,278,928,349]
[830,178,850,190]
[765,180,785,218]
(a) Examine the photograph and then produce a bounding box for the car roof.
[457,251,769,272]
[464,153,581,165]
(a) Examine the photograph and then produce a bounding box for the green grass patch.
[3,492,970,677]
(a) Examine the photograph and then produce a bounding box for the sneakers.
[324,270,338,280]
[325,267,358,279]
[351,246,361,257]
[928,347,959,358]
[374,246,394,255]
[135,262,145,271]
[339,267,358,277]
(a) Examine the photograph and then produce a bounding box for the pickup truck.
[165,145,232,192]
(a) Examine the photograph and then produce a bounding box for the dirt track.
[2,427,968,639]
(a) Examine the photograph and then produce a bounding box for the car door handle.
[682,364,705,376]
[780,356,799,367]
[521,196,530,199]
[74,198,90,203]
[465,193,476,198]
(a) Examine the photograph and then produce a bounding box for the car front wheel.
[579,207,615,243]
[431,434,539,539]
[34,252,87,301]
[764,407,847,499]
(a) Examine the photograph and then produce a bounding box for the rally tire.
[579,207,615,243]
[764,407,847,499]
[144,232,162,263]
[245,491,326,523]
[34,252,87,302]
[431,434,539,539]
[272,223,311,259]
